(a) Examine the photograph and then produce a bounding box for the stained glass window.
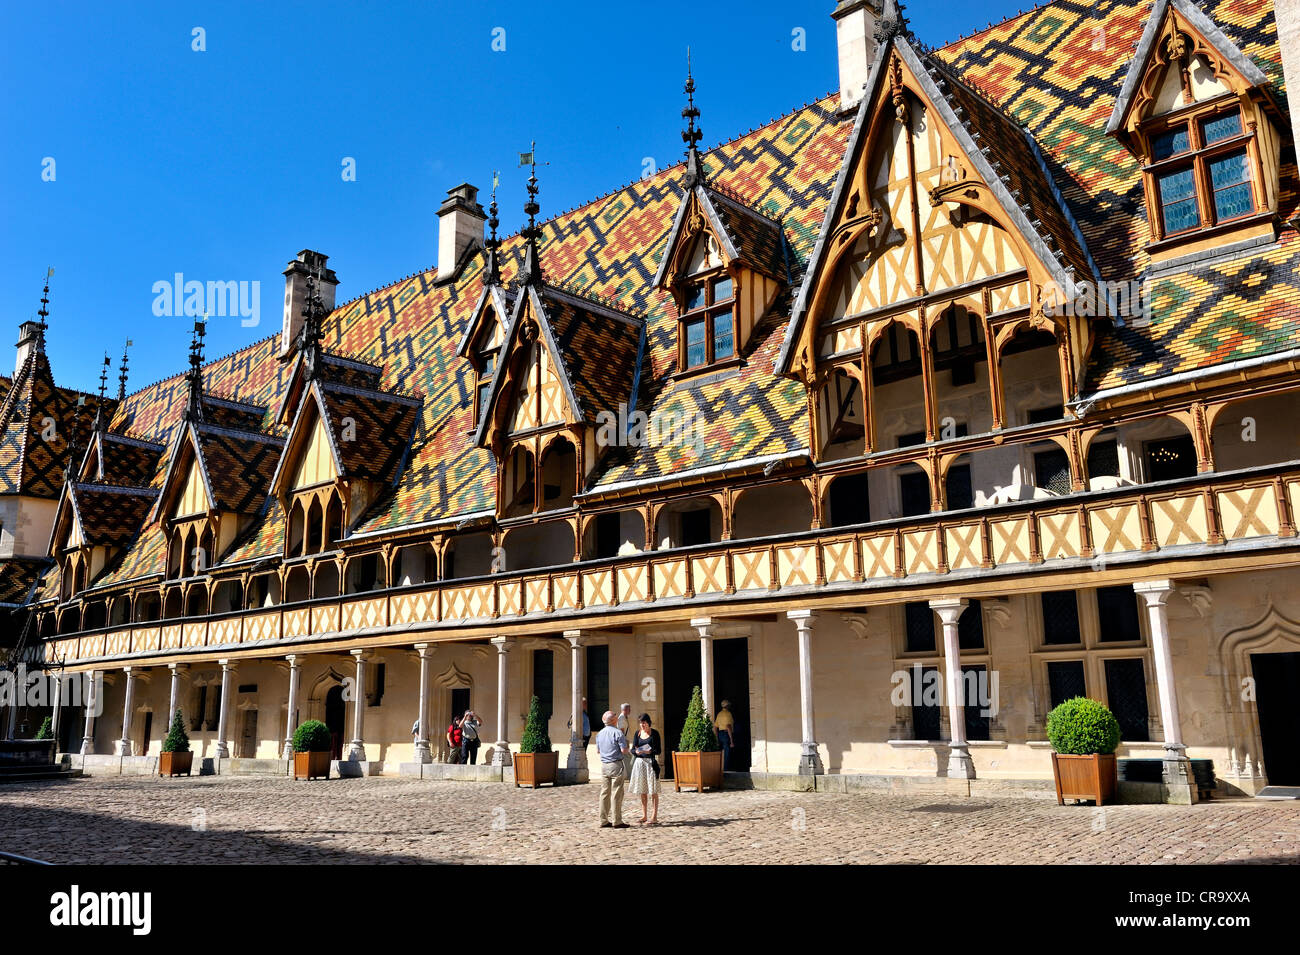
[1209,150,1253,221]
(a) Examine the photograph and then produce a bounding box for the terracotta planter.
[294,751,331,781]
[159,751,193,777]
[1052,752,1117,805]
[513,751,559,788]
[672,750,724,792]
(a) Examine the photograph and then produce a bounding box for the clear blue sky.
[1,1,1009,393]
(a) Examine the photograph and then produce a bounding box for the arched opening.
[83,600,106,630]
[654,497,723,549]
[59,559,74,602]
[1084,427,1130,490]
[184,584,209,617]
[344,552,386,594]
[538,437,577,511]
[503,446,536,517]
[134,591,162,623]
[581,510,645,560]
[162,588,184,620]
[72,561,87,598]
[284,566,311,604]
[211,579,243,614]
[929,303,992,439]
[108,596,131,627]
[732,483,814,539]
[305,498,324,555]
[287,501,306,557]
[246,573,281,609]
[167,531,184,579]
[442,534,493,580]
[501,520,576,572]
[869,321,927,449]
[56,607,80,635]
[393,543,438,586]
[1212,391,1300,472]
[891,462,932,518]
[324,683,346,760]
[39,613,56,639]
[324,491,344,548]
[817,368,865,461]
[824,471,873,528]
[999,326,1065,427]
[314,561,340,599]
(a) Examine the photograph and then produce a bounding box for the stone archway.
[433,661,473,762]
[1216,606,1300,792]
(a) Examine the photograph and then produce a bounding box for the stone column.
[490,637,512,767]
[115,667,138,757]
[49,671,64,746]
[282,655,301,759]
[931,598,976,779]
[414,644,433,763]
[4,679,17,738]
[214,660,235,760]
[80,671,99,755]
[1133,579,1197,803]
[347,650,367,762]
[564,631,587,772]
[692,617,715,719]
[787,610,823,775]
[167,664,187,727]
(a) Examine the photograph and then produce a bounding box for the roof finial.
[35,266,53,353]
[93,353,110,433]
[117,339,132,403]
[65,394,87,482]
[520,142,543,285]
[184,316,207,422]
[300,265,326,380]
[485,170,502,286]
[682,49,704,186]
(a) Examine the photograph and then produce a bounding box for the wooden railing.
[41,462,1300,665]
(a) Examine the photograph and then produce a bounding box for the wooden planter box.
[513,751,559,788]
[294,751,331,781]
[1052,752,1117,805]
[672,750,724,793]
[159,751,193,777]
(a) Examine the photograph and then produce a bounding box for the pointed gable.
[655,183,789,288]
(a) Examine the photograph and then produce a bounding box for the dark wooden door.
[325,684,346,760]
[661,641,701,780]
[1251,652,1300,785]
[713,637,750,772]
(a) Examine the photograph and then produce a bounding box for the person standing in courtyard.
[715,699,735,772]
[567,697,591,749]
[446,714,462,763]
[460,709,482,764]
[617,702,634,777]
[596,710,630,829]
[629,713,661,825]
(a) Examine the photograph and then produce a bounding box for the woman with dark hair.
[628,712,661,825]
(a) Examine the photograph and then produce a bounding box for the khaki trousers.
[599,761,626,825]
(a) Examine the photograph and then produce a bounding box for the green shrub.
[676,686,719,753]
[162,710,190,754]
[1047,697,1121,755]
[292,719,332,754]
[35,716,53,741]
[520,695,551,754]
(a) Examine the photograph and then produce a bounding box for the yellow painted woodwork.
[292,414,339,490]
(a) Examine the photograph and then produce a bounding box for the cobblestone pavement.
[0,775,1297,864]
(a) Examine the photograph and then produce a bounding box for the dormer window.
[681,271,736,371]
[475,347,496,426]
[1146,102,1259,241]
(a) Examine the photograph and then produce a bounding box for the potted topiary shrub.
[159,710,193,777]
[672,686,723,792]
[292,719,332,780]
[513,695,559,788]
[1047,696,1121,805]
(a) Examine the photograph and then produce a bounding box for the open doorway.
[1251,652,1300,785]
[714,637,751,772]
[325,685,346,760]
[661,641,699,781]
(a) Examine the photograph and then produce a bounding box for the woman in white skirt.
[628,713,661,825]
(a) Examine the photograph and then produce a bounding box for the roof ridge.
[541,278,647,321]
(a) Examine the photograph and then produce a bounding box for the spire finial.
[184,316,207,422]
[520,142,543,285]
[682,49,704,186]
[117,339,132,403]
[35,267,53,353]
[93,353,110,433]
[485,170,502,286]
[300,264,326,379]
[65,393,87,482]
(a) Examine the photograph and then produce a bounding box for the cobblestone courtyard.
[1,775,1298,864]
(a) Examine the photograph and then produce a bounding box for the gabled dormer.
[655,72,788,376]
[473,168,644,519]
[456,283,513,429]
[1107,0,1287,261]
[49,482,156,600]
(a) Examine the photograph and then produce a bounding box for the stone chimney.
[1278,0,1300,140]
[833,0,884,113]
[14,321,42,377]
[437,183,486,284]
[280,250,338,358]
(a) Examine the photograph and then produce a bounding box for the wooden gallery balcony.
[39,461,1300,668]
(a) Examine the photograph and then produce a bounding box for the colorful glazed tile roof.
[7,0,1298,599]
[66,483,158,548]
[0,557,47,608]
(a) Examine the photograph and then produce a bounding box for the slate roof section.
[195,424,285,515]
[317,380,422,484]
[0,557,47,608]
[83,431,165,487]
[68,483,158,548]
